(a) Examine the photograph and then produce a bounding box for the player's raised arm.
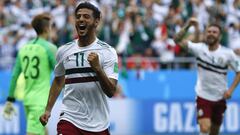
[173,17,200,49]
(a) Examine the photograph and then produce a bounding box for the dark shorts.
[196,96,227,125]
[57,120,110,135]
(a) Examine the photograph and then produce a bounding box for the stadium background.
[1,0,240,134]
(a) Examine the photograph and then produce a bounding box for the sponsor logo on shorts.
[198,109,203,116]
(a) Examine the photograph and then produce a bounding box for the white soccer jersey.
[54,38,118,132]
[188,41,240,101]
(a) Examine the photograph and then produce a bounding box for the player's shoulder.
[219,45,235,55]
[38,39,58,54]
[96,39,116,52]
[18,41,33,52]
[96,39,112,49]
[61,40,76,47]
[220,45,232,51]
[57,40,76,53]
[48,42,57,49]
[96,39,108,46]
[39,41,57,55]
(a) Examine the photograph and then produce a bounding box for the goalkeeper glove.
[3,97,17,120]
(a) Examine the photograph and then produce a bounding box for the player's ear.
[219,33,222,41]
[94,18,100,27]
[44,25,50,33]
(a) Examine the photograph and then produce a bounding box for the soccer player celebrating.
[174,18,240,135]
[39,1,118,135]
[3,13,57,135]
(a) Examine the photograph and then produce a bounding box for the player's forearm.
[228,72,240,93]
[45,76,64,112]
[8,73,20,98]
[95,68,117,98]
[8,57,22,99]
[174,23,191,44]
[192,25,200,43]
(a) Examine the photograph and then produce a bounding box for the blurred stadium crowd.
[1,0,240,70]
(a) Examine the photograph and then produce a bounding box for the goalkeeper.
[3,13,57,135]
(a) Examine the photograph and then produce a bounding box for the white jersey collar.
[75,38,98,49]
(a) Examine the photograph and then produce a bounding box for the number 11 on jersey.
[74,52,84,67]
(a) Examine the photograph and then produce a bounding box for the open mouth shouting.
[79,24,87,30]
[77,24,88,36]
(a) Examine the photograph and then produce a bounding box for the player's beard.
[206,35,219,46]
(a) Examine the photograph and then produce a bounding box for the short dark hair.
[31,13,51,35]
[207,23,222,33]
[75,1,101,19]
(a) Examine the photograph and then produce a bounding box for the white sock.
[199,132,208,135]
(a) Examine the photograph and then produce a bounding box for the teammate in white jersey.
[174,18,240,135]
[39,1,118,135]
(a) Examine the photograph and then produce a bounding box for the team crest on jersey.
[198,109,204,116]
[217,57,224,65]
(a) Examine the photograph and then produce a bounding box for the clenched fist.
[88,52,101,72]
[39,111,51,126]
[223,90,232,99]
[188,17,198,26]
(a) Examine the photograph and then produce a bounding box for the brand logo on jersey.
[64,56,75,63]
[66,56,71,62]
